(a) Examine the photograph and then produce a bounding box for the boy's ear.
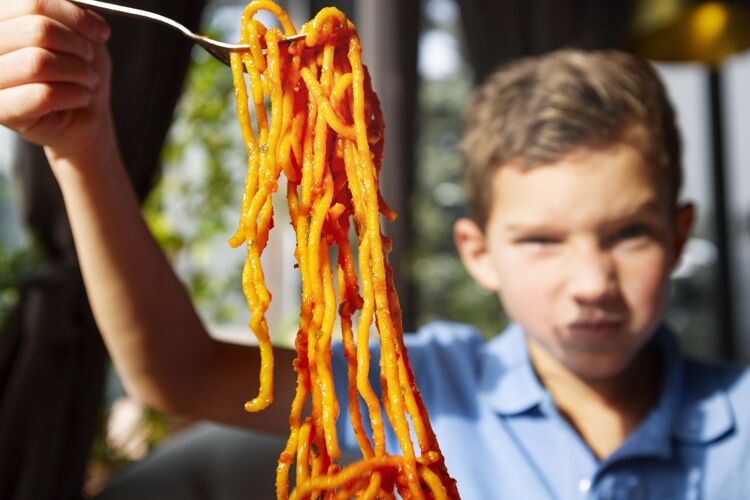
[671,203,695,268]
[453,217,500,291]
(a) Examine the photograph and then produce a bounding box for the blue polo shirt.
[331,322,750,499]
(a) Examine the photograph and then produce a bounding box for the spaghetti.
[229,2,458,498]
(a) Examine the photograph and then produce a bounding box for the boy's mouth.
[566,318,626,341]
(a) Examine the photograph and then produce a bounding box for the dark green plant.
[0,245,41,326]
[143,25,247,325]
[412,2,507,338]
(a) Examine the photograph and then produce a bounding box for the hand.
[0,0,113,159]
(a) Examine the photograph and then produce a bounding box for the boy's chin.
[568,361,630,381]
[530,334,639,381]
[561,350,640,382]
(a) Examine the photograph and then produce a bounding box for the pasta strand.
[230,3,459,498]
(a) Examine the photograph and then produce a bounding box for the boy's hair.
[461,49,682,229]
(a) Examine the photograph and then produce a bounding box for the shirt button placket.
[592,474,646,500]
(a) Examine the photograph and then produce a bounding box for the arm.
[0,0,296,434]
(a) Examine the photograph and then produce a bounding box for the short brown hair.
[460,49,682,229]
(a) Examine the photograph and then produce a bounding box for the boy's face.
[455,133,693,380]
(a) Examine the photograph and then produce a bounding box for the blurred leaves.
[0,245,41,326]
[143,27,247,324]
[86,402,172,496]
[412,6,507,338]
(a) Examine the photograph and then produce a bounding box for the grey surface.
[95,424,286,500]
[95,422,357,500]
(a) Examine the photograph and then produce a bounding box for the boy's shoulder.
[405,321,488,386]
[404,321,534,415]
[400,321,491,413]
[668,350,750,497]
[675,352,750,443]
[406,320,524,378]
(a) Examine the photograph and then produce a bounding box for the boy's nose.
[567,248,617,304]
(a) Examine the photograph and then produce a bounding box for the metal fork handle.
[69,0,307,47]
[68,0,309,67]
[68,0,249,49]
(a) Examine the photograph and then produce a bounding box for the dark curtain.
[310,0,354,19]
[457,0,636,84]
[0,1,207,499]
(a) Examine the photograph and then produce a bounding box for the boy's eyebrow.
[501,198,665,235]
[502,222,564,235]
[613,198,664,219]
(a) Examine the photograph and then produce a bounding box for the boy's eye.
[613,224,649,241]
[518,236,560,245]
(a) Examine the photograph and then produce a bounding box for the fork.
[68,0,306,67]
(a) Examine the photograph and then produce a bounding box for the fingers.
[0,47,98,91]
[0,0,110,43]
[0,82,91,130]
[0,15,95,61]
[0,1,114,152]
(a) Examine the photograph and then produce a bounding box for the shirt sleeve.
[330,321,484,458]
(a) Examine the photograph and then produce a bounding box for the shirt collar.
[478,323,735,450]
[634,325,735,447]
[606,325,680,462]
[606,324,735,464]
[671,347,735,445]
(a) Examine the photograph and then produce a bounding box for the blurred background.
[1,0,750,498]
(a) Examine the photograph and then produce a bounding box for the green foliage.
[143,28,247,325]
[0,245,41,325]
[413,71,507,338]
[89,402,171,469]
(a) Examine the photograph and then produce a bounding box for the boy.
[1,1,749,498]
